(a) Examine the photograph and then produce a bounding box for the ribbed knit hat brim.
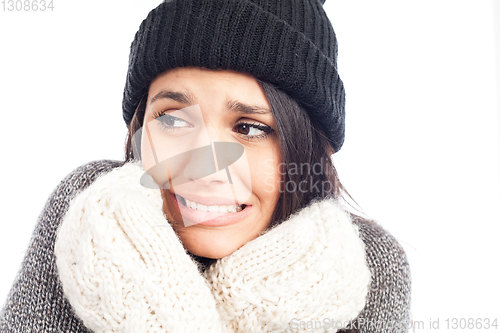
[123,0,345,151]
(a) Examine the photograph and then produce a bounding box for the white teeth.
[183,197,243,213]
[189,200,196,210]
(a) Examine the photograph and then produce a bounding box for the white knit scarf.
[55,161,371,333]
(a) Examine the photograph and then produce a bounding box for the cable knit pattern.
[54,161,224,333]
[54,161,370,333]
[0,160,121,333]
[1,159,411,332]
[205,200,371,332]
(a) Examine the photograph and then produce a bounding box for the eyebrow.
[150,91,195,105]
[149,90,272,115]
[227,101,272,115]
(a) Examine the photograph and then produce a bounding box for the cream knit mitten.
[55,162,370,333]
[204,199,371,333]
[55,162,224,333]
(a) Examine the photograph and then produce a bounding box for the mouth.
[176,194,247,213]
[171,193,252,227]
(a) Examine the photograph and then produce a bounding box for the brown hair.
[123,75,367,333]
[124,79,361,226]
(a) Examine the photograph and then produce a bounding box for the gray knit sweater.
[0,160,411,332]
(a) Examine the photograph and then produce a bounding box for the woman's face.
[141,67,281,259]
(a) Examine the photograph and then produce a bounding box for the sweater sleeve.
[0,160,124,333]
[339,215,412,333]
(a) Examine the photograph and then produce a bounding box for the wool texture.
[54,161,370,332]
[205,199,371,332]
[54,161,224,332]
[0,160,412,332]
[123,0,346,152]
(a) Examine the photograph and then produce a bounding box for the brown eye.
[233,121,274,141]
[164,116,175,126]
[152,111,193,132]
[236,123,250,135]
[160,114,188,128]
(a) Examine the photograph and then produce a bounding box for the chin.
[186,242,239,259]
[191,249,232,260]
[180,230,248,259]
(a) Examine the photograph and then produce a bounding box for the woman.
[0,0,411,332]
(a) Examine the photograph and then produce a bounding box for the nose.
[183,123,226,185]
[183,143,228,186]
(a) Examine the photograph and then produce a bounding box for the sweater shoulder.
[57,159,126,193]
[346,214,412,333]
[38,159,126,223]
[0,159,125,333]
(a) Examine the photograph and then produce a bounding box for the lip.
[170,193,252,227]
[175,192,247,206]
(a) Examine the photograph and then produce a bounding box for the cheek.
[248,148,282,207]
[140,126,155,167]
[140,124,171,187]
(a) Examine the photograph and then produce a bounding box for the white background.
[1,1,499,331]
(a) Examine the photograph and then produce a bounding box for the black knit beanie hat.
[123,0,345,152]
